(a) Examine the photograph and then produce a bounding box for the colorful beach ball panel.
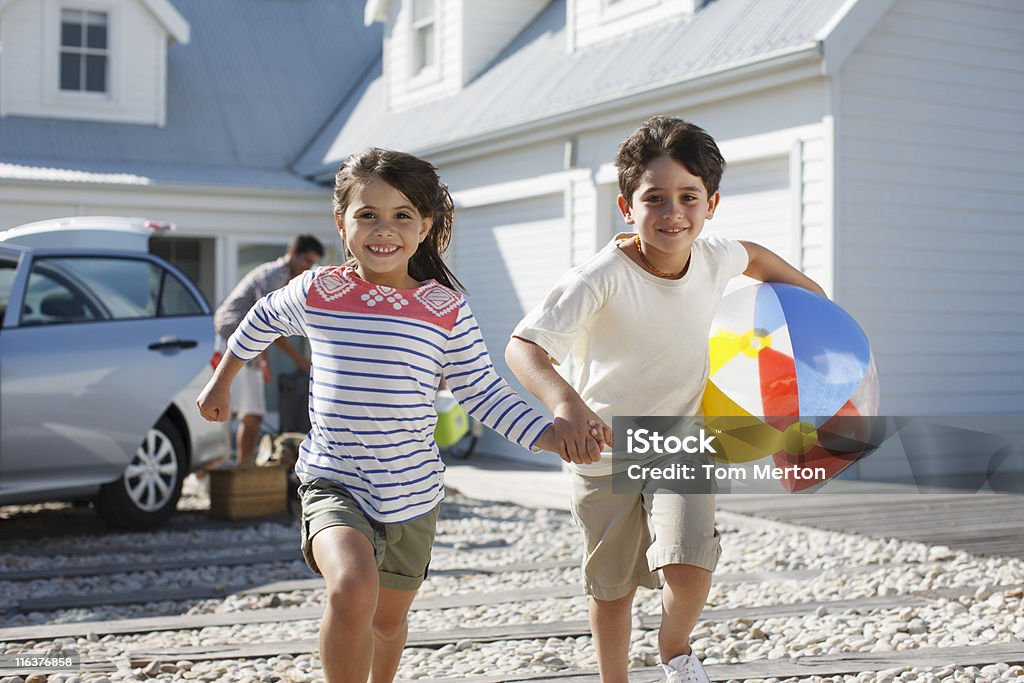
[707,283,873,423]
[703,283,880,491]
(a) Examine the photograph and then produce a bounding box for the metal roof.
[0,0,381,189]
[296,0,850,177]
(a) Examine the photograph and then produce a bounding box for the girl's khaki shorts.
[298,478,440,592]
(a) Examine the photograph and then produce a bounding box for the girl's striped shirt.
[226,266,551,523]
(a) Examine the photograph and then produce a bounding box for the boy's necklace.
[633,235,686,279]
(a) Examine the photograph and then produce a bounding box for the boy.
[506,116,825,683]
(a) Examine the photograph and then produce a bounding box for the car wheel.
[94,415,187,530]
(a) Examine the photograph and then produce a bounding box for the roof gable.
[140,0,190,44]
[297,0,860,175]
[0,0,381,189]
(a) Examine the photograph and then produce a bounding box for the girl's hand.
[547,400,613,465]
[196,382,231,422]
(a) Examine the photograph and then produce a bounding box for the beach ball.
[701,283,880,491]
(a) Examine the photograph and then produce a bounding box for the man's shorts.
[569,470,721,601]
[298,478,439,592]
[231,362,266,416]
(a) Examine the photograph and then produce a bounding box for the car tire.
[94,415,187,530]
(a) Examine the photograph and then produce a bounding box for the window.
[21,257,203,326]
[0,260,19,328]
[411,0,436,76]
[60,9,109,93]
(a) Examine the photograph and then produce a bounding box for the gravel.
[0,475,1021,682]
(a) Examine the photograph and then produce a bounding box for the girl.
[197,148,558,683]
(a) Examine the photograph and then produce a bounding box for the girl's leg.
[370,586,418,683]
[312,525,380,683]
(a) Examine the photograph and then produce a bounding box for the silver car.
[0,218,229,529]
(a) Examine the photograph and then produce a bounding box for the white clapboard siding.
[837,0,1024,415]
[706,156,791,294]
[461,0,547,84]
[452,194,569,463]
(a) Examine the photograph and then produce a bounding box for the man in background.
[214,235,324,465]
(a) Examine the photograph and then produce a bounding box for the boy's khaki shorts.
[570,470,721,601]
[298,478,439,592]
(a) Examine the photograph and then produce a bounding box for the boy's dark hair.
[289,234,325,257]
[333,148,464,292]
[615,116,726,202]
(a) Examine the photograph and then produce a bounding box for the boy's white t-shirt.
[512,233,749,477]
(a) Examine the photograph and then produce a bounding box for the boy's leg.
[370,587,418,683]
[311,525,380,683]
[646,492,720,664]
[570,472,659,683]
[659,564,712,660]
[589,588,636,683]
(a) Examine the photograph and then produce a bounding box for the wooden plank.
[4,558,579,614]
[74,584,1017,666]
[4,556,938,616]
[0,585,578,642]
[482,643,1024,683]
[0,547,305,581]
[85,635,1024,677]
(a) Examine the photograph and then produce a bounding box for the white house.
[0,0,382,305]
[2,0,1021,476]
[296,0,1024,468]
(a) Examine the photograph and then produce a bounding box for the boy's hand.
[196,381,231,423]
[551,400,613,465]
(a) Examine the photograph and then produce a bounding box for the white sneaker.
[660,652,711,683]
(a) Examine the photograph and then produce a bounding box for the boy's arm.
[196,353,245,422]
[505,336,611,465]
[740,241,827,297]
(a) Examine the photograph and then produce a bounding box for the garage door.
[707,156,793,290]
[452,193,568,462]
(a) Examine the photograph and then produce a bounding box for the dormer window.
[59,9,109,93]
[411,0,436,76]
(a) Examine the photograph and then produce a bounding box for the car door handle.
[148,337,199,351]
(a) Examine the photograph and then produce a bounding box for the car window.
[21,261,109,326]
[21,256,204,326]
[0,259,18,326]
[157,268,205,316]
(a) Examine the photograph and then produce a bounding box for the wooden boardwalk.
[1,478,1021,682]
[716,482,1024,559]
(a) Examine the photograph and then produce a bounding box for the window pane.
[413,0,434,22]
[416,24,435,72]
[159,271,204,317]
[40,258,154,320]
[22,262,108,326]
[60,52,81,90]
[86,21,107,49]
[0,261,18,327]
[61,20,82,47]
[85,55,107,92]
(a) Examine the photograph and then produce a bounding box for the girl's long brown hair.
[333,148,465,292]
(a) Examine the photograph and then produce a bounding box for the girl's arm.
[196,353,245,422]
[442,301,553,454]
[740,241,827,297]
